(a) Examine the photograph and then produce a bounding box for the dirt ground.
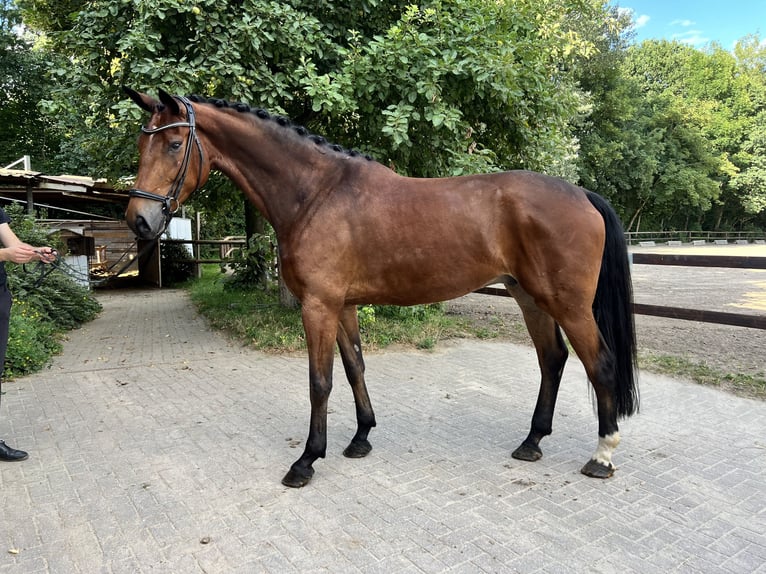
[444,244,766,384]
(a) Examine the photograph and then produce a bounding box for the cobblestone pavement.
[1,289,764,573]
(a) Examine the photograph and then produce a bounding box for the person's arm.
[0,223,56,264]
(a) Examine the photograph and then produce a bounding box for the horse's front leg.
[281,298,340,488]
[337,305,376,458]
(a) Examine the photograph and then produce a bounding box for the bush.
[10,267,102,330]
[4,299,62,378]
[223,233,274,291]
[2,204,102,378]
[160,241,196,286]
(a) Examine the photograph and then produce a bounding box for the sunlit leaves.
[579,31,766,231]
[17,0,609,182]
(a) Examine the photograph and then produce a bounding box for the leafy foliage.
[10,269,101,330]
[5,298,61,378]
[7,0,766,243]
[18,0,605,182]
[300,0,606,177]
[2,204,101,378]
[222,232,274,291]
[732,110,766,215]
[0,0,61,171]
[160,241,195,286]
[12,0,620,291]
[577,34,766,231]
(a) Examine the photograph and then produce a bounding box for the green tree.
[575,5,657,224]
[18,0,609,181]
[0,0,60,171]
[730,36,766,228]
[17,0,614,293]
[732,110,766,220]
[578,25,766,232]
[580,39,724,231]
[619,39,765,231]
[299,0,609,178]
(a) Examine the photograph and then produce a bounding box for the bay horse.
[124,88,638,487]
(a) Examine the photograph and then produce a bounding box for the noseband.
[129,96,204,226]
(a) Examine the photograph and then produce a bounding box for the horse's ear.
[123,86,157,114]
[158,89,181,115]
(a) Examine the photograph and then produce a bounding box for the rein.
[23,238,161,289]
[26,250,60,288]
[129,96,204,227]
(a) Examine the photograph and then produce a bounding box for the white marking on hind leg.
[591,431,620,468]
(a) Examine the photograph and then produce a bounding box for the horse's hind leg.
[558,315,621,479]
[506,279,569,463]
[337,305,377,458]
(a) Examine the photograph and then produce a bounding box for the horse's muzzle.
[131,214,160,240]
[127,188,178,240]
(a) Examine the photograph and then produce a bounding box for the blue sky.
[614,0,766,49]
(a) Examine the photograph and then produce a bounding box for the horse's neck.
[207,116,324,233]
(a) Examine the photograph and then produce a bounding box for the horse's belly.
[345,261,504,306]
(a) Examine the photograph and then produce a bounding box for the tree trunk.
[278,258,300,309]
[244,199,268,286]
[244,199,298,308]
[714,207,723,231]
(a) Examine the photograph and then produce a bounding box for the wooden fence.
[476,253,766,330]
[162,238,247,264]
[625,230,765,244]
[164,238,765,330]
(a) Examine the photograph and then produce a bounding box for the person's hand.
[3,244,39,264]
[35,247,57,264]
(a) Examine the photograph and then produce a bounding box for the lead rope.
[22,239,161,289]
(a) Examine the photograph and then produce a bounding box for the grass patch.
[186,266,473,352]
[640,353,766,400]
[187,267,305,352]
[357,304,465,351]
[188,266,765,400]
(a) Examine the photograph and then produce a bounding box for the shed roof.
[0,168,128,207]
[0,168,129,220]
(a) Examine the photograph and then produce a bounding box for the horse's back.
[296,168,607,307]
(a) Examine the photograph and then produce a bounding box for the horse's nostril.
[135,215,153,239]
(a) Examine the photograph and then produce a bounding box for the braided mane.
[187,95,373,161]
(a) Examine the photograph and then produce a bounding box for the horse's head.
[124,87,209,239]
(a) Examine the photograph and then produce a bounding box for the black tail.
[586,191,639,418]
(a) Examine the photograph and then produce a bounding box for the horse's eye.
[169,141,183,152]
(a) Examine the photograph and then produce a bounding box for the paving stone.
[0,289,764,572]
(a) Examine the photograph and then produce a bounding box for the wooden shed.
[0,166,138,284]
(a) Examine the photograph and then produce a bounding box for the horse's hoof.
[281,466,314,488]
[343,439,372,458]
[581,459,615,479]
[511,442,542,462]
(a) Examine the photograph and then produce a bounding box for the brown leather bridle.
[128,96,204,228]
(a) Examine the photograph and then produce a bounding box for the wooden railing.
[476,253,766,330]
[161,238,247,264]
[624,231,765,244]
